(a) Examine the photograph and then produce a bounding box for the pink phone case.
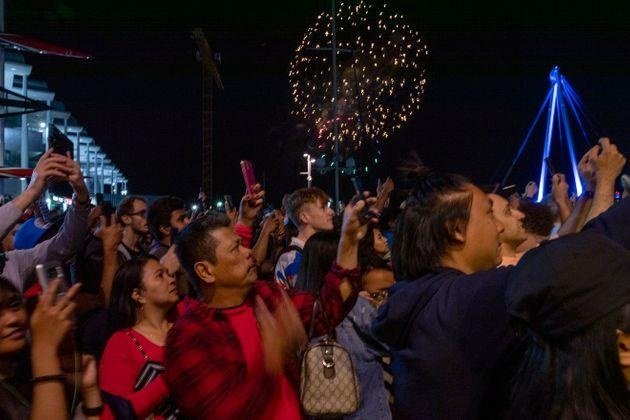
[240,160,257,194]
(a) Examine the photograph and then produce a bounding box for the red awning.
[0,33,92,60]
[0,167,34,178]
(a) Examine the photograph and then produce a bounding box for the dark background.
[7,0,630,204]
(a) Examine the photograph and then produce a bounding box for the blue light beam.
[537,80,559,202]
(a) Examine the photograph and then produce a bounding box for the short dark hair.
[107,255,158,334]
[116,195,146,223]
[286,187,329,227]
[518,199,555,237]
[392,166,472,280]
[148,196,186,240]
[175,212,231,291]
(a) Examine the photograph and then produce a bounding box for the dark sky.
[6,0,630,204]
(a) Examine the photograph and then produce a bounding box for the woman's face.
[0,294,28,355]
[135,259,179,309]
[373,228,390,256]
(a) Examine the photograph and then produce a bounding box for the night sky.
[6,0,630,205]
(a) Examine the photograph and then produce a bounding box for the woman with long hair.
[358,226,395,307]
[99,256,180,419]
[507,231,630,420]
[295,226,394,420]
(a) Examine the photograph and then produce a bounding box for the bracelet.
[82,403,104,416]
[30,374,66,384]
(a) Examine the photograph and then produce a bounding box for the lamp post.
[300,153,315,187]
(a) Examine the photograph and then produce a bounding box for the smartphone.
[240,160,257,194]
[47,126,74,197]
[48,126,74,159]
[102,200,115,220]
[350,176,379,223]
[35,262,67,295]
[350,176,364,196]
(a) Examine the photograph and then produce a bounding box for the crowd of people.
[0,137,628,419]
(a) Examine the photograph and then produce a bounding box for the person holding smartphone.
[0,150,90,292]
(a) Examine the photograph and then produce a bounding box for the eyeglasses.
[127,209,147,219]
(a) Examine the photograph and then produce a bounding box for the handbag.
[299,299,361,417]
[125,331,180,420]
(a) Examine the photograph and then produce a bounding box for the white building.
[1,51,127,204]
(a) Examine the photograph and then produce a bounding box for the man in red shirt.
[165,193,372,419]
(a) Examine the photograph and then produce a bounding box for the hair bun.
[395,151,433,192]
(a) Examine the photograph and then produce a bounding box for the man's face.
[169,209,190,231]
[459,185,505,272]
[207,227,258,289]
[301,198,335,232]
[488,193,527,249]
[126,200,149,234]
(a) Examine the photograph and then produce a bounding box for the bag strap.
[125,330,149,361]
[308,296,335,340]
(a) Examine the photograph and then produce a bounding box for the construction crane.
[191,28,223,202]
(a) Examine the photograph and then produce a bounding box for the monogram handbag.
[299,299,360,417]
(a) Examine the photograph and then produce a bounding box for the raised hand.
[28,149,68,193]
[238,183,265,226]
[99,214,122,252]
[523,181,538,199]
[578,145,600,191]
[260,211,280,236]
[551,173,570,203]
[160,244,181,276]
[591,138,626,185]
[255,291,306,375]
[341,193,378,242]
[30,279,81,352]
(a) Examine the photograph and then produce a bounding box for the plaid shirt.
[165,263,361,419]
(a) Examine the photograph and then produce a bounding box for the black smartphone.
[47,126,74,197]
[350,176,379,224]
[102,200,115,220]
[48,126,74,159]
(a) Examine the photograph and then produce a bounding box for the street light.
[300,153,316,187]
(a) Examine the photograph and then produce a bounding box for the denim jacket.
[336,296,392,420]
